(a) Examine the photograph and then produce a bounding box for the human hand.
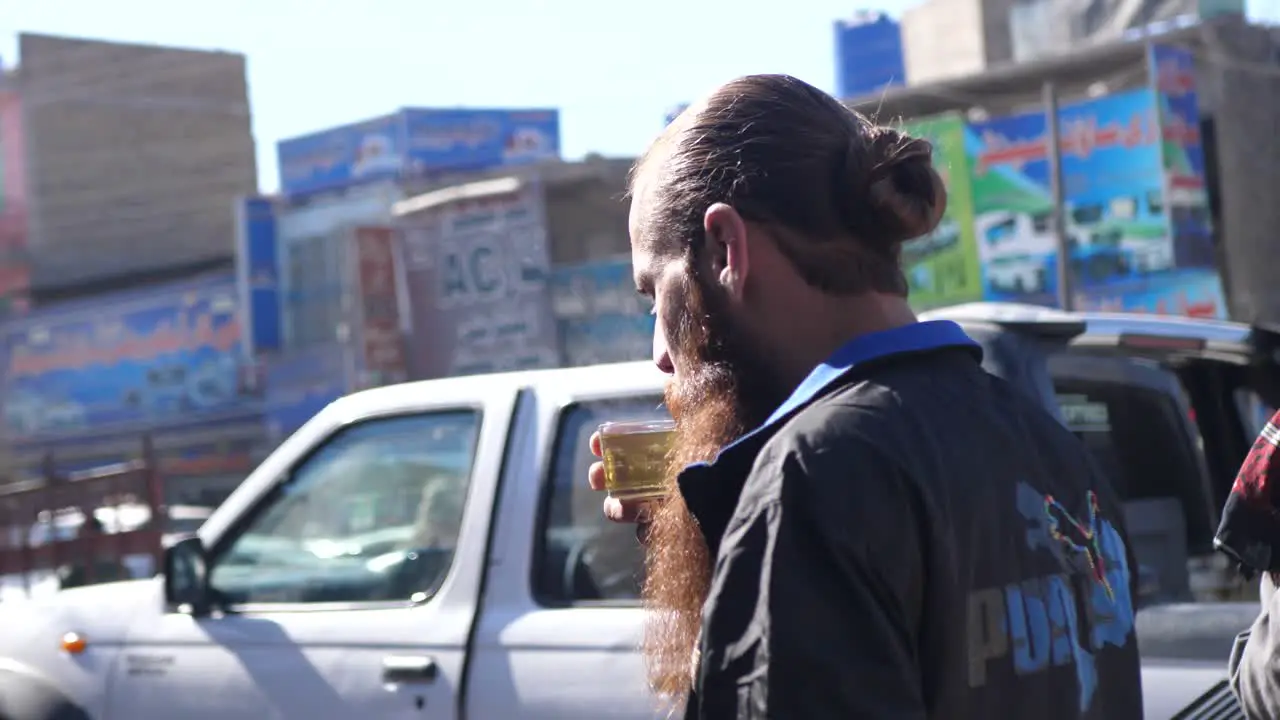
[588,430,656,542]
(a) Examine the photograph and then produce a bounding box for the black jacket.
[677,320,1143,720]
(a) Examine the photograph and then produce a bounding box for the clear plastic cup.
[596,419,676,501]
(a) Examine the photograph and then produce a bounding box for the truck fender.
[0,667,91,720]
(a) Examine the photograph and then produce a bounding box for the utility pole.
[1043,81,1074,311]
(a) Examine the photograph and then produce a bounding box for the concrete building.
[0,65,30,315]
[902,0,1209,84]
[850,16,1280,326]
[15,33,257,293]
[902,0,1013,85]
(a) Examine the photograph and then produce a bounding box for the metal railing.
[0,436,164,595]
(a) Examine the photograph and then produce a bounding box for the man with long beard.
[589,74,1142,719]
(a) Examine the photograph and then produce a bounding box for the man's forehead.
[628,113,691,263]
[627,165,663,244]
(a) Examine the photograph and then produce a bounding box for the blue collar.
[675,320,981,558]
[704,319,981,465]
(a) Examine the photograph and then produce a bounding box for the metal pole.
[1044,81,1074,311]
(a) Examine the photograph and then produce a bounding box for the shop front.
[0,271,266,508]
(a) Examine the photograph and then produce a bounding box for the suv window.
[1054,380,1207,521]
[535,395,667,604]
[1054,376,1213,605]
[208,411,481,605]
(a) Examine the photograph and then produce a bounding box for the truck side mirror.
[163,535,211,617]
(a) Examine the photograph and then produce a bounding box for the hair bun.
[843,127,947,250]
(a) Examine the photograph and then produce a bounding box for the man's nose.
[654,349,674,375]
[653,329,675,375]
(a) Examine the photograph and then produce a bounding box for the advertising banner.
[234,195,282,356]
[1075,268,1227,319]
[402,108,560,175]
[264,342,350,443]
[277,113,407,198]
[278,109,562,198]
[350,226,407,389]
[399,179,560,378]
[0,89,30,314]
[970,88,1168,305]
[551,257,655,367]
[0,273,258,440]
[1148,43,1217,271]
[900,113,983,310]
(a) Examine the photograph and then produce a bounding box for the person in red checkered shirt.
[1218,408,1280,717]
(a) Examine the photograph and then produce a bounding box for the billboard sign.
[350,226,407,389]
[552,257,655,367]
[402,108,560,175]
[970,88,1168,305]
[277,108,562,198]
[264,342,350,443]
[900,113,983,310]
[277,113,408,197]
[399,179,560,378]
[235,196,282,355]
[1076,268,1227,319]
[1148,43,1216,270]
[0,273,257,440]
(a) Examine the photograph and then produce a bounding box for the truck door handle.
[382,655,438,684]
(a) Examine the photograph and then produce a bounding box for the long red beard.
[640,268,781,703]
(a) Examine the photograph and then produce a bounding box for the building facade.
[899,0,1234,87]
[16,33,257,290]
[834,12,907,99]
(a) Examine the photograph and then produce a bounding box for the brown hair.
[631,73,947,296]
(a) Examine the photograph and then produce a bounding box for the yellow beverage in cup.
[597,419,676,500]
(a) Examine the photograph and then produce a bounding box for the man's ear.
[703,203,749,301]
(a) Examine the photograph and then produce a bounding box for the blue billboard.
[1148,43,1216,270]
[277,113,407,198]
[277,108,561,197]
[235,195,282,355]
[402,108,560,175]
[264,342,349,442]
[1075,268,1227,319]
[0,273,258,440]
[834,12,905,100]
[969,88,1169,305]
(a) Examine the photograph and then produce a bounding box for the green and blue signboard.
[901,42,1226,318]
[900,113,984,310]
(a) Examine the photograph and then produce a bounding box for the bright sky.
[3,0,1278,193]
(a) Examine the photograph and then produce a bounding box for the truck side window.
[535,396,666,604]
[207,411,481,605]
[1055,379,1212,604]
[1054,380,1210,542]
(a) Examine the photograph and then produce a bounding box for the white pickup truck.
[0,303,1271,720]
